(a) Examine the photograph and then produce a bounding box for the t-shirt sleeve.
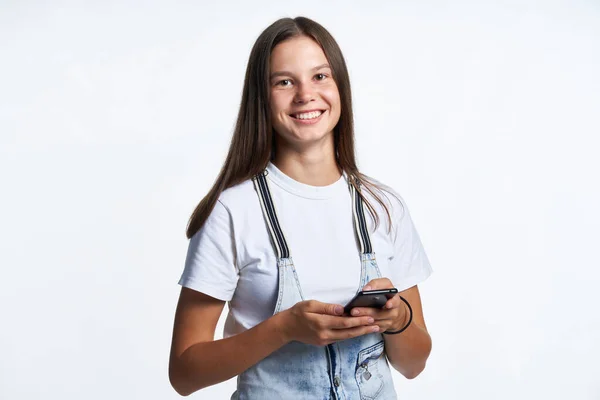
[388,195,433,292]
[178,200,239,301]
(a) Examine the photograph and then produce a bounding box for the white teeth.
[293,110,323,120]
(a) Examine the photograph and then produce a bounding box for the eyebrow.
[269,63,331,79]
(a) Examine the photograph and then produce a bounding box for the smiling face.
[269,35,341,151]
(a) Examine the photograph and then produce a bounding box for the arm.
[348,281,432,379]
[378,191,433,377]
[168,287,377,396]
[381,285,431,379]
[168,287,288,396]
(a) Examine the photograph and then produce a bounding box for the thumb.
[313,301,344,316]
[363,278,388,291]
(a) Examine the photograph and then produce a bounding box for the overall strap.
[349,179,373,254]
[252,171,290,259]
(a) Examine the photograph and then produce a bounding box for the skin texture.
[353,279,432,379]
[269,36,341,150]
[168,35,431,396]
[269,35,342,187]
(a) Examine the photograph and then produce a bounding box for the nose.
[293,82,315,104]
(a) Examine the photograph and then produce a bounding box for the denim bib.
[231,171,398,400]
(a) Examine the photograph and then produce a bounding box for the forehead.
[270,36,328,72]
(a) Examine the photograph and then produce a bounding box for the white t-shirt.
[178,162,432,337]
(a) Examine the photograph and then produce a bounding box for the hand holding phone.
[343,288,398,315]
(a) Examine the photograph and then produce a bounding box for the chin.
[288,129,333,144]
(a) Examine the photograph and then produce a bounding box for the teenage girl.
[169,16,433,399]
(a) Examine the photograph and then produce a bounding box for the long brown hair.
[186,16,398,239]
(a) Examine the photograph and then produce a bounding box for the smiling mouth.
[289,110,325,120]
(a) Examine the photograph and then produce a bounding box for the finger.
[328,324,381,341]
[349,307,380,317]
[384,294,401,310]
[326,315,375,330]
[351,307,393,320]
[305,300,344,316]
[350,301,397,315]
[362,277,393,291]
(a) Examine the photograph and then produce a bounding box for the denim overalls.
[231,171,398,400]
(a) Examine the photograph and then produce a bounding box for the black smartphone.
[343,288,398,314]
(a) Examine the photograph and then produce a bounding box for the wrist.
[390,306,408,332]
[272,309,293,345]
[384,295,413,335]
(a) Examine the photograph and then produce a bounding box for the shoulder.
[217,178,258,211]
[210,178,263,228]
[189,177,262,253]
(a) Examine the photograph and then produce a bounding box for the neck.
[272,136,341,186]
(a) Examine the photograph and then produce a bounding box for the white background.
[1,1,599,399]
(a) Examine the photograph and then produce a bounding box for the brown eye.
[278,79,292,86]
[315,73,327,81]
